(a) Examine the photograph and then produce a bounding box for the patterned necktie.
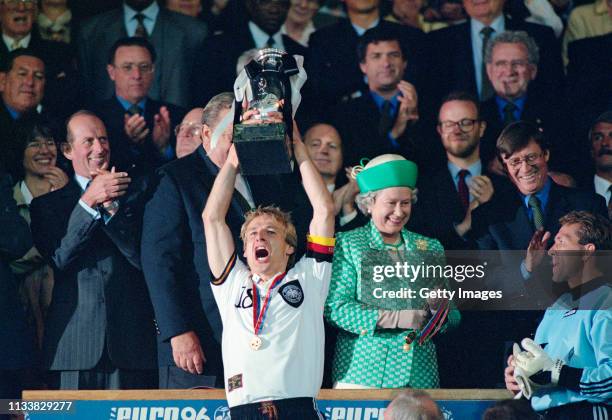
[480,26,495,101]
[457,169,470,212]
[134,13,148,37]
[528,195,545,230]
[503,102,518,125]
[379,100,394,138]
[607,185,612,219]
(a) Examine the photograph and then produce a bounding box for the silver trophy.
[233,48,300,176]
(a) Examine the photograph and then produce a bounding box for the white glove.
[514,338,564,391]
[513,343,536,398]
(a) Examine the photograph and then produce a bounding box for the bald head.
[304,123,343,184]
[175,107,204,158]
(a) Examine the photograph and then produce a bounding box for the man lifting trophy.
[233,48,307,176]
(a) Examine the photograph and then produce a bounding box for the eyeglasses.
[2,0,35,10]
[174,122,203,137]
[26,139,56,150]
[438,118,479,133]
[492,60,530,71]
[115,63,154,74]
[505,152,544,168]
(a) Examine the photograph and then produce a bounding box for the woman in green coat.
[324,154,460,388]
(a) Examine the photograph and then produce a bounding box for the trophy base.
[233,122,292,176]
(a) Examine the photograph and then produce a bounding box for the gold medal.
[250,335,263,351]
[403,343,411,352]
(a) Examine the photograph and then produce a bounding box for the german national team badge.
[228,374,243,392]
[279,280,304,308]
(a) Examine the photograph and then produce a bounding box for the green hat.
[356,155,418,193]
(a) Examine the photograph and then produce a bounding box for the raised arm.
[292,122,335,238]
[202,146,239,278]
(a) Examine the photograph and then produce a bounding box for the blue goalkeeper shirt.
[531,277,611,412]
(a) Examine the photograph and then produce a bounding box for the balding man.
[30,110,156,389]
[304,123,363,231]
[175,107,204,158]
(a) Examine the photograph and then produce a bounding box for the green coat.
[324,220,460,388]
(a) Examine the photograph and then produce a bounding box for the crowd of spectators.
[0,0,610,419]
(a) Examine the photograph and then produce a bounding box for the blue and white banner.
[25,398,495,420]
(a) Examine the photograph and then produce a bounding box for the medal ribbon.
[416,299,450,345]
[252,272,286,335]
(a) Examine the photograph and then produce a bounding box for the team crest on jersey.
[279,280,304,308]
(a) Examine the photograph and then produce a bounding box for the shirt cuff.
[79,199,101,220]
[339,210,357,226]
[520,259,532,281]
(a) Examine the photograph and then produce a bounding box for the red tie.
[458,169,470,212]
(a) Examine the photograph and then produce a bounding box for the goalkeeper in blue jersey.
[505,211,611,419]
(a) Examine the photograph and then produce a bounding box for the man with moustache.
[586,112,612,217]
[29,111,157,389]
[0,48,46,180]
[480,31,569,174]
[0,0,77,116]
[505,211,611,419]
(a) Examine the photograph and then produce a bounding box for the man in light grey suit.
[77,0,207,109]
[29,111,157,389]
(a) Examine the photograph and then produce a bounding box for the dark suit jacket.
[91,96,185,176]
[332,92,445,172]
[0,29,79,120]
[409,166,514,250]
[427,17,563,106]
[0,173,35,370]
[141,148,243,378]
[30,179,156,370]
[306,19,426,119]
[77,8,207,109]
[480,93,571,171]
[197,22,308,105]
